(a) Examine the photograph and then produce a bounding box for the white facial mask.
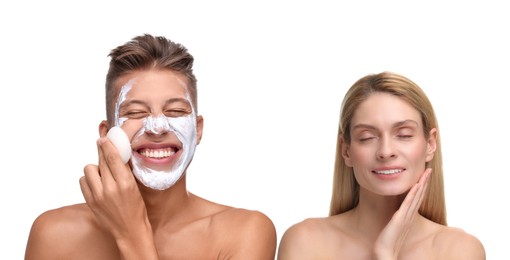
[130,114,197,190]
[113,79,198,190]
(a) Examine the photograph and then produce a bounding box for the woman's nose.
[376,138,396,160]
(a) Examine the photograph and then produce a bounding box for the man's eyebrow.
[120,98,190,108]
[119,100,147,108]
[164,98,191,106]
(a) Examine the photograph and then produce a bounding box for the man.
[25,34,277,260]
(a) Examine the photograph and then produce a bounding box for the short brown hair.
[105,34,197,124]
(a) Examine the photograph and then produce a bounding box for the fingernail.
[97,138,106,145]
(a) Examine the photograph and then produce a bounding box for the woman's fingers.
[404,168,432,222]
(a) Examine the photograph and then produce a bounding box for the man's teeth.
[375,169,403,175]
[140,148,175,158]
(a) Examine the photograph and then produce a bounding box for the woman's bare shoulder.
[284,216,338,237]
[433,225,486,259]
[278,216,345,259]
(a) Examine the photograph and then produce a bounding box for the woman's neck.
[349,188,409,242]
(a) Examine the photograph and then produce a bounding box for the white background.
[1,1,508,259]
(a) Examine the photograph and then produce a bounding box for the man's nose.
[144,115,172,135]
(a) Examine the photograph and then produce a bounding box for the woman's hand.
[373,168,432,260]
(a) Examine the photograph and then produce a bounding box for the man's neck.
[138,176,192,229]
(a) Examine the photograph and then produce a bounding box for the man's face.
[112,69,202,190]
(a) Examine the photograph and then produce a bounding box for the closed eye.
[164,109,191,117]
[125,111,150,119]
[359,137,376,142]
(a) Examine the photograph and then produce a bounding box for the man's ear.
[196,115,204,145]
[341,137,353,167]
[425,128,438,162]
[99,120,109,138]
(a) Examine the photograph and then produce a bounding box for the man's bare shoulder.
[211,207,273,225]
[38,203,91,219]
[432,225,486,259]
[209,207,277,259]
[210,207,277,240]
[191,194,275,235]
[25,203,116,260]
[28,203,94,237]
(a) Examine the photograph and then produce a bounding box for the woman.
[278,72,485,259]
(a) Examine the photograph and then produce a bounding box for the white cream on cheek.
[113,79,198,190]
[130,113,196,190]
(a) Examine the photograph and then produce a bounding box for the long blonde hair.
[329,71,447,225]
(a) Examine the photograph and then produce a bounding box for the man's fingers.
[97,138,117,184]
[82,164,103,200]
[79,176,92,203]
[98,137,132,182]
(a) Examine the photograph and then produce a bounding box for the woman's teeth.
[374,169,403,175]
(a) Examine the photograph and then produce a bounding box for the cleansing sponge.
[106,126,132,164]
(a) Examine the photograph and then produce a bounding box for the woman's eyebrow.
[352,120,419,131]
[351,124,377,131]
[393,120,419,128]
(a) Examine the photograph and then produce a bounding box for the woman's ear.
[341,137,353,167]
[426,128,438,162]
[99,120,109,138]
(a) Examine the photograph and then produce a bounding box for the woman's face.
[342,92,436,196]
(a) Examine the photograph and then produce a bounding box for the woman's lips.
[372,168,406,180]
[372,168,405,175]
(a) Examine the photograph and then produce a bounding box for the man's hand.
[80,137,158,259]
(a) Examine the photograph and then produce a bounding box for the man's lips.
[133,146,182,167]
[133,142,181,160]
[138,147,176,159]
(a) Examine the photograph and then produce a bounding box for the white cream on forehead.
[113,78,197,190]
[115,80,133,127]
